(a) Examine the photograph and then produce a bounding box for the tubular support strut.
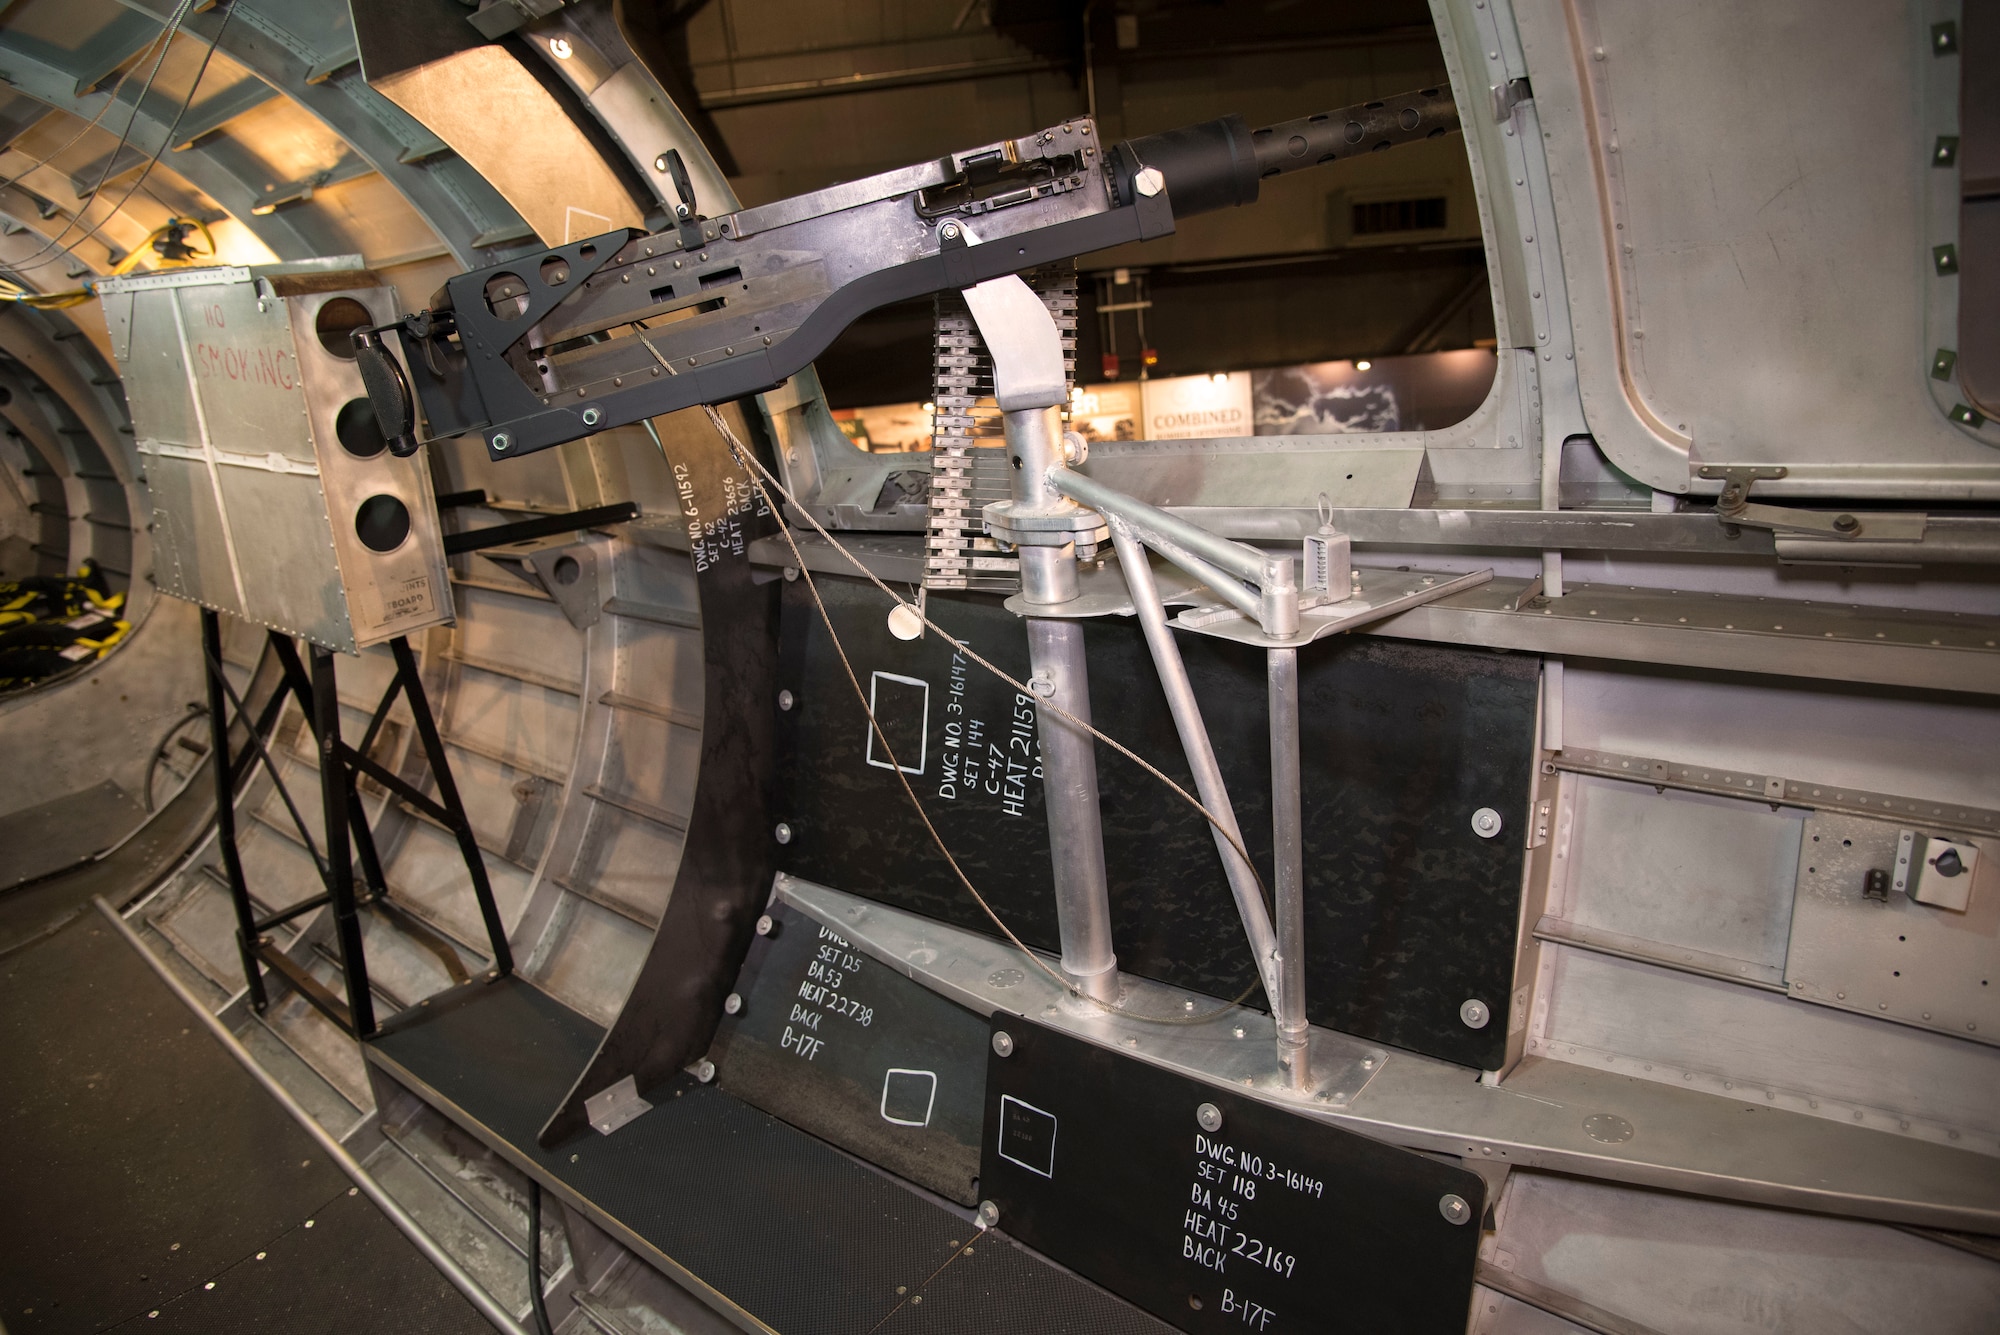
[1108,522,1285,1016]
[1269,646,1309,1088]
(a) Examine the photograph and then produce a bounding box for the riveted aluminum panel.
[100,269,455,652]
[1786,811,2000,1047]
[291,285,455,649]
[145,453,243,616]
[1516,0,2000,492]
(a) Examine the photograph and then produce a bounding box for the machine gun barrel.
[357,87,1458,462]
[1112,85,1459,218]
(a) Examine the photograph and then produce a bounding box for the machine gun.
[353,87,1459,460]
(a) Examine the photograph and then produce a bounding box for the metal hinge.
[1696,465,1926,542]
[1491,77,1533,122]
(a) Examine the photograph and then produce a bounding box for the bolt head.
[992,1030,1015,1057]
[1471,807,1503,839]
[940,221,962,240]
[491,432,511,453]
[694,1058,717,1084]
[1133,166,1166,197]
[1439,1193,1472,1225]
[1196,1102,1223,1133]
[774,822,793,845]
[777,689,795,711]
[723,992,743,1015]
[581,406,602,427]
[976,1199,1000,1227]
[1460,998,1491,1029]
[755,913,775,936]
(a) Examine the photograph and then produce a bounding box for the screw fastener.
[755,913,775,936]
[774,823,793,844]
[1439,1194,1472,1225]
[1460,998,1492,1029]
[723,992,742,1015]
[581,406,603,427]
[976,1200,1000,1227]
[1196,1102,1223,1133]
[694,1058,717,1083]
[1471,807,1503,838]
[491,432,511,452]
[992,1030,1015,1057]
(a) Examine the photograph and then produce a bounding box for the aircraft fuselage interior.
[0,2,1995,1333]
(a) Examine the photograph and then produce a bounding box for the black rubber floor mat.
[0,911,487,1335]
[102,1186,493,1335]
[370,975,1174,1335]
[0,780,143,890]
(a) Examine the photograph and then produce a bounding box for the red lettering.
[188,340,293,391]
[258,347,295,390]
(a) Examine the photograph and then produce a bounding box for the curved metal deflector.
[537,412,781,1149]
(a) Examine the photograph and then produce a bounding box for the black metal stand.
[199,609,512,1039]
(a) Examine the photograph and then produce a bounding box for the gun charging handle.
[351,325,421,458]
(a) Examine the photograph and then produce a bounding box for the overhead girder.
[65,80,284,198]
[0,34,322,262]
[0,176,158,276]
[106,0,534,267]
[65,4,172,100]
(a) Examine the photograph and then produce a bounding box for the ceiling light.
[1354,359,1372,371]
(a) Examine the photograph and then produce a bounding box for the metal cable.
[688,404,1264,1025]
[0,0,194,198]
[525,1180,555,1335]
[7,0,230,276]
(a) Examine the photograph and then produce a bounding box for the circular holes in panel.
[314,297,373,359]
[540,254,571,288]
[334,398,388,458]
[550,554,581,586]
[355,494,411,553]
[484,272,530,320]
